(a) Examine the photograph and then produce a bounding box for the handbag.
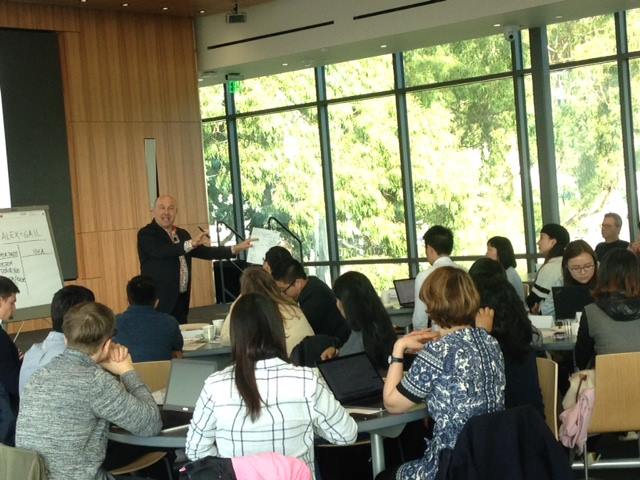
[178,456,237,480]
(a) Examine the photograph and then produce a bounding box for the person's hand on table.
[100,343,134,376]
[475,307,495,332]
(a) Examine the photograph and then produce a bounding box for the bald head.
[153,195,177,230]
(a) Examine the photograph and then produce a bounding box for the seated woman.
[378,267,505,480]
[486,236,525,303]
[186,293,357,475]
[470,258,544,416]
[552,240,598,320]
[527,223,570,317]
[575,248,640,370]
[330,271,397,370]
[219,267,314,356]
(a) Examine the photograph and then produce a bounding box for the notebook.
[393,278,415,308]
[161,359,219,428]
[552,286,593,320]
[317,352,385,409]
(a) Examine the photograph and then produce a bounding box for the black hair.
[470,273,532,362]
[0,276,19,299]
[540,223,570,260]
[333,271,397,370]
[51,285,95,332]
[469,258,507,283]
[264,246,293,279]
[487,236,517,269]
[272,258,307,283]
[562,240,598,288]
[423,225,453,256]
[126,275,157,306]
[230,293,287,421]
[593,248,640,300]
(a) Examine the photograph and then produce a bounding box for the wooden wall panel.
[0,2,79,31]
[1,2,214,322]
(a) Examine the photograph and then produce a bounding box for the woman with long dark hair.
[575,249,640,369]
[332,271,397,369]
[562,240,598,288]
[486,236,525,303]
[470,258,544,416]
[186,293,357,475]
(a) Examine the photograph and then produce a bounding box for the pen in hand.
[197,226,210,238]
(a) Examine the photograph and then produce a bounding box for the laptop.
[161,359,219,428]
[317,352,385,409]
[552,286,593,320]
[393,278,415,308]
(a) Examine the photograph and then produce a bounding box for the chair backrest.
[536,357,558,439]
[0,444,47,480]
[133,360,171,392]
[589,352,640,433]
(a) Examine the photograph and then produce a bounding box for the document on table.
[246,227,283,265]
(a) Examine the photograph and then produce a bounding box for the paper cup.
[203,325,216,343]
[211,319,224,338]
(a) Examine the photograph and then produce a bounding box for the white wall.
[196,0,637,83]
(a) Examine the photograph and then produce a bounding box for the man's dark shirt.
[114,305,183,362]
[595,239,629,261]
[298,276,350,346]
[0,326,20,413]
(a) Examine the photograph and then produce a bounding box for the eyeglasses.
[569,264,595,274]
[280,280,296,294]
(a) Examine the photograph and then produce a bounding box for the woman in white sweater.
[219,266,314,355]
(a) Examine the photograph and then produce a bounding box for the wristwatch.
[388,355,403,365]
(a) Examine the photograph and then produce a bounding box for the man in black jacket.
[138,195,252,323]
[274,259,350,346]
[0,276,20,445]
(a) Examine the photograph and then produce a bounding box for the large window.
[236,108,329,263]
[408,78,526,255]
[199,8,640,294]
[549,15,627,246]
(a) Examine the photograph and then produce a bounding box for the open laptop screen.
[317,352,384,405]
[163,359,218,413]
[393,278,415,308]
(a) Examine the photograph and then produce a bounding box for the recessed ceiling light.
[493,23,501,27]
[80,0,87,3]
[380,44,388,48]
[282,62,288,66]
[162,6,169,11]
[199,9,206,14]
[555,15,563,19]
[122,2,128,6]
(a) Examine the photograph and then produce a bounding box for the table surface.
[108,405,428,449]
[183,342,231,357]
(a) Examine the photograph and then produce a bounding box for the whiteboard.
[0,207,64,321]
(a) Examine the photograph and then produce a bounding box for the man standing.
[595,212,629,261]
[138,195,252,324]
[412,226,459,331]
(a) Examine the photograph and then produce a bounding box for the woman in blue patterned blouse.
[378,267,505,480]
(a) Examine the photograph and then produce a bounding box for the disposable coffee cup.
[203,325,216,343]
[211,319,224,338]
